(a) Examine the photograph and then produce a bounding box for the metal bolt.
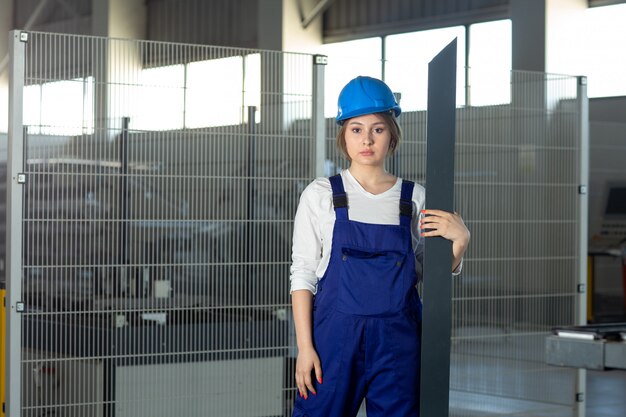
[313,54,328,65]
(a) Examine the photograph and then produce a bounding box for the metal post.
[247,105,257,306]
[119,116,130,294]
[312,54,326,177]
[6,30,27,417]
[574,75,589,417]
[420,38,457,417]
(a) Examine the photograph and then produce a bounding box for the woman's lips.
[360,150,374,156]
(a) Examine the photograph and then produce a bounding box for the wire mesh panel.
[323,65,583,415]
[447,72,583,417]
[11,31,314,417]
[588,120,626,321]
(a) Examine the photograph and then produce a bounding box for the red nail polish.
[421,233,425,237]
[319,378,323,384]
[421,210,426,213]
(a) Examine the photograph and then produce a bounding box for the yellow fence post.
[1,287,5,416]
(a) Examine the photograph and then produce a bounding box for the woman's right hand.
[295,345,322,399]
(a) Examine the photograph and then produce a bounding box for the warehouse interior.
[0,0,625,416]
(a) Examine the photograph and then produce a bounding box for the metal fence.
[325,54,588,416]
[588,121,626,322]
[5,31,586,417]
[6,31,316,417]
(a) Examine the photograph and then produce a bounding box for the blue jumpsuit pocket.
[293,315,341,417]
[337,246,408,316]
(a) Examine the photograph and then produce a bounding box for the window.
[23,83,42,132]
[469,20,512,106]
[317,38,382,117]
[243,53,261,123]
[319,21,513,111]
[24,77,94,136]
[186,56,244,128]
[0,85,8,133]
[186,54,261,127]
[581,4,626,97]
[132,64,185,131]
[22,57,260,134]
[133,54,261,131]
[385,26,466,111]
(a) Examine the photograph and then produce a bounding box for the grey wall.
[511,0,546,72]
[590,96,626,123]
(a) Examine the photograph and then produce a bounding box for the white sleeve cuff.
[289,275,318,295]
[452,257,463,276]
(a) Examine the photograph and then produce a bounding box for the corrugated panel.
[324,0,510,42]
[588,0,626,7]
[147,0,259,48]
[14,0,92,35]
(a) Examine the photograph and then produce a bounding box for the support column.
[511,0,586,74]
[92,0,146,39]
[92,0,147,139]
[257,0,323,52]
[511,0,548,110]
[511,0,546,72]
[257,0,323,131]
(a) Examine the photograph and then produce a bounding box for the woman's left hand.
[420,209,470,263]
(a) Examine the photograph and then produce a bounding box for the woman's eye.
[374,128,384,134]
[351,128,361,133]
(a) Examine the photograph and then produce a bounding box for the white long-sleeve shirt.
[290,169,435,295]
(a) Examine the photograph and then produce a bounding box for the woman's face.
[344,113,391,168]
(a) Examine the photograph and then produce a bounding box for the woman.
[290,76,470,417]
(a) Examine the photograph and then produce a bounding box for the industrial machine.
[546,323,626,371]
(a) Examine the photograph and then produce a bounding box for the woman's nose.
[362,132,373,145]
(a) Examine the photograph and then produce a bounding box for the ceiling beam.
[298,0,334,29]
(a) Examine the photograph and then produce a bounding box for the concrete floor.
[446,371,626,416]
[352,296,626,417]
[587,296,626,417]
[351,362,626,417]
[586,370,626,417]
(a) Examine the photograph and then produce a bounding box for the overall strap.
[329,174,349,221]
[400,180,415,228]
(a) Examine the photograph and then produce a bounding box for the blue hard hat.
[336,76,401,125]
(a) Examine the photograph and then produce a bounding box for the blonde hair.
[336,112,402,162]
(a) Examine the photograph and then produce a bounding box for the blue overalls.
[293,174,422,417]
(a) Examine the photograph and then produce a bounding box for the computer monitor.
[605,186,626,218]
